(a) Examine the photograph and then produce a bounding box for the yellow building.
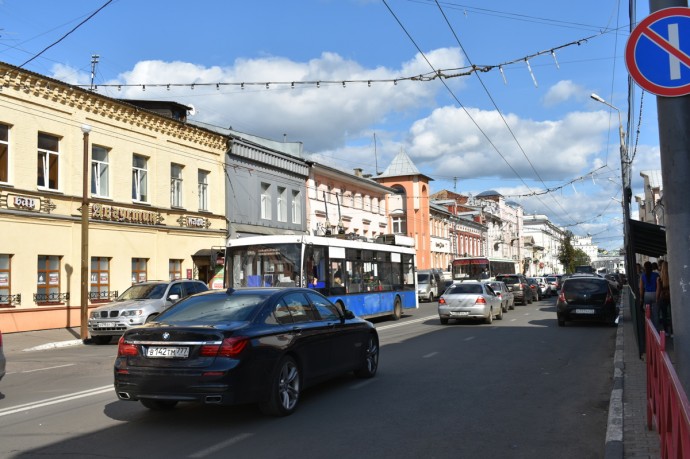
[0,62,228,333]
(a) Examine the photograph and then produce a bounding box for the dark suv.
[556,274,619,326]
[88,279,209,344]
[495,274,532,305]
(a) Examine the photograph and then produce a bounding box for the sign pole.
[648,0,690,393]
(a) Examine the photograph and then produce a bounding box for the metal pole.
[649,0,690,393]
[80,124,91,341]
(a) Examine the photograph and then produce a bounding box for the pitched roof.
[377,150,434,180]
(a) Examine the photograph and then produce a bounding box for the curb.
[604,315,625,458]
[22,339,84,352]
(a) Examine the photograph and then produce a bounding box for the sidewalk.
[2,309,663,458]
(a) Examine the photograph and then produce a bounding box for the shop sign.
[91,203,162,225]
[3,193,47,212]
[177,215,210,228]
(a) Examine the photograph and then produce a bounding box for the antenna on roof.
[374,132,381,175]
[89,54,99,91]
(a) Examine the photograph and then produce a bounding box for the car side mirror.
[343,309,355,320]
[167,294,180,302]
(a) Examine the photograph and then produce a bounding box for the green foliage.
[557,231,592,273]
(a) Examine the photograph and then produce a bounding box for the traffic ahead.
[0,294,614,458]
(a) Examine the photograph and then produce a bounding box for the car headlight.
[120,310,143,317]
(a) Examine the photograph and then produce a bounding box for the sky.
[0,0,666,251]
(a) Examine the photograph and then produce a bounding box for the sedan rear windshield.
[496,276,519,284]
[157,293,271,323]
[446,284,483,294]
[563,279,608,295]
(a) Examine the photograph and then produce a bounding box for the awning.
[628,219,667,257]
[192,249,224,266]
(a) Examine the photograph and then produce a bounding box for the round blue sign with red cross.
[626,7,690,97]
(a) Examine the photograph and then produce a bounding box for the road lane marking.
[377,314,437,330]
[11,363,76,374]
[0,385,113,417]
[422,352,438,358]
[188,433,254,458]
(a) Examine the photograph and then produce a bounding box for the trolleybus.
[224,234,418,320]
[451,256,518,281]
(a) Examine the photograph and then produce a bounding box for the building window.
[91,145,109,197]
[198,170,209,211]
[277,187,287,222]
[132,258,147,283]
[392,216,407,234]
[132,154,148,202]
[171,163,183,208]
[292,190,302,224]
[90,257,110,301]
[37,255,61,303]
[0,254,11,306]
[169,259,183,280]
[37,133,60,190]
[261,183,271,219]
[0,124,8,183]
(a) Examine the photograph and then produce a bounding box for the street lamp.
[80,124,91,341]
[590,93,634,281]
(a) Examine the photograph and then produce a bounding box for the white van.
[417,269,443,302]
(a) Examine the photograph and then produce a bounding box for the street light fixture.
[80,124,91,341]
[590,93,634,280]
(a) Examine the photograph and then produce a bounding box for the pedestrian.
[656,260,672,336]
[640,261,660,330]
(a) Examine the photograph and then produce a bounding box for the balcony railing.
[33,292,69,304]
[645,305,690,458]
[0,293,21,306]
[89,291,118,302]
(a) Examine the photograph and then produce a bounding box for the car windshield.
[488,283,503,291]
[496,276,519,284]
[563,279,607,295]
[117,284,167,301]
[546,277,556,282]
[417,273,430,283]
[446,283,483,294]
[156,292,272,323]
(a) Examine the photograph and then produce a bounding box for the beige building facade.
[0,63,228,333]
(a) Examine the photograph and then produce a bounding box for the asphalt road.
[0,296,615,459]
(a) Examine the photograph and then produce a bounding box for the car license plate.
[575,308,596,314]
[97,322,115,328]
[146,347,189,358]
[451,311,469,316]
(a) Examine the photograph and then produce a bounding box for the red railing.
[645,305,690,458]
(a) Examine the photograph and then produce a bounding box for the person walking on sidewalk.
[640,260,660,330]
[656,259,672,335]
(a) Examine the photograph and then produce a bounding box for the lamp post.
[80,124,91,341]
[590,93,634,282]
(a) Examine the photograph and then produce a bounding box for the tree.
[558,231,576,273]
[573,249,591,268]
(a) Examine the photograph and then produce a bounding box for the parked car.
[89,279,209,344]
[556,275,620,326]
[437,281,503,324]
[495,274,532,305]
[487,281,515,312]
[114,287,378,416]
[0,330,5,382]
[417,269,443,302]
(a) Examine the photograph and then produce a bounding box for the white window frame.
[0,124,8,184]
[91,145,109,198]
[171,163,183,208]
[37,133,60,190]
[277,186,287,222]
[198,169,209,211]
[261,183,271,220]
[292,190,301,224]
[132,154,148,203]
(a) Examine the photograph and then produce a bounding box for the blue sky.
[0,0,664,251]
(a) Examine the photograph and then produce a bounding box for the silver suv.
[88,279,208,344]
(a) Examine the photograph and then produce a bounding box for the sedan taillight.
[200,337,248,358]
[117,336,138,357]
[475,296,487,305]
[558,292,566,303]
[438,297,446,305]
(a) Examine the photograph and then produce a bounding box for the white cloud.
[542,80,588,107]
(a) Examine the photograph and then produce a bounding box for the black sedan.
[556,275,620,326]
[114,287,379,416]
